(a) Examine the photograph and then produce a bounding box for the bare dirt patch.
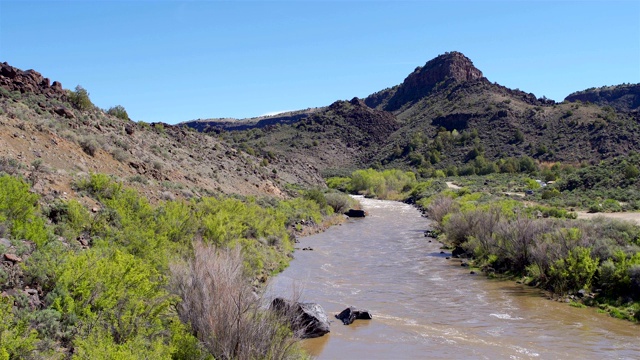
[576,211,640,225]
[446,181,461,189]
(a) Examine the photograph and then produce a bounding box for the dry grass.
[170,241,306,360]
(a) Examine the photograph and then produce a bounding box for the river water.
[270,197,639,359]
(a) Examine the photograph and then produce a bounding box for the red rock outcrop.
[401,51,483,92]
[366,51,486,111]
[0,62,67,99]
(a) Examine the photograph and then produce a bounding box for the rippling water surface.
[270,197,639,359]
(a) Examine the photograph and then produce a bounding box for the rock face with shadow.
[271,298,330,338]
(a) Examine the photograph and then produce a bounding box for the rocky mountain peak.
[366,51,485,112]
[406,51,483,89]
[392,51,484,105]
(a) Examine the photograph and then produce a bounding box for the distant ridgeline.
[181,51,640,175]
[565,83,640,112]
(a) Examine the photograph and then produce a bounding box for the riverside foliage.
[329,168,640,321]
[0,173,330,358]
[426,188,640,321]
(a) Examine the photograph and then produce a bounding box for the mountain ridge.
[2,52,640,199]
[200,51,640,178]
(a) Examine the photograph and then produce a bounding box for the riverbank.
[325,169,640,322]
[420,191,640,322]
[271,197,640,359]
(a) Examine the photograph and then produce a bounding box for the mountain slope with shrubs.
[186,52,640,179]
[0,61,329,207]
[0,62,358,358]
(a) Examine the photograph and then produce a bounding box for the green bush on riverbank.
[424,188,640,321]
[327,168,417,200]
[0,173,321,358]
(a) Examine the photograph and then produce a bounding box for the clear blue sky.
[1,1,639,124]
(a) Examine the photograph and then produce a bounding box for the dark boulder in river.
[345,209,366,217]
[271,298,330,338]
[335,307,373,325]
[452,246,467,258]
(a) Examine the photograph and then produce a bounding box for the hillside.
[193,52,640,177]
[565,83,640,112]
[0,63,326,207]
[215,97,401,177]
[184,108,320,132]
[0,61,362,359]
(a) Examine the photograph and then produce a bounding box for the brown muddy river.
[270,197,639,359]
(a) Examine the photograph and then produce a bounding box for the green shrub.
[0,296,39,359]
[601,199,622,212]
[75,173,122,199]
[303,188,328,211]
[67,85,93,111]
[0,175,48,246]
[347,169,416,199]
[541,188,560,199]
[46,199,91,239]
[525,178,541,190]
[79,136,100,156]
[326,176,351,191]
[107,105,130,120]
[549,246,598,294]
[53,248,178,350]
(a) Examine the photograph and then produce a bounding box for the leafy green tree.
[107,105,130,120]
[68,85,93,111]
[624,164,639,179]
[549,246,598,294]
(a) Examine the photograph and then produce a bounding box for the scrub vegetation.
[0,173,337,358]
[2,50,640,357]
[329,168,640,322]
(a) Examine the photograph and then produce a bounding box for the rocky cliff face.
[0,63,66,99]
[365,51,485,111]
[400,51,483,92]
[565,84,640,112]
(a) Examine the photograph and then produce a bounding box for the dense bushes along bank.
[329,169,640,321]
[424,189,640,321]
[0,173,351,359]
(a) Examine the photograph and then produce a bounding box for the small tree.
[513,129,524,143]
[624,164,639,180]
[68,85,93,111]
[107,105,130,120]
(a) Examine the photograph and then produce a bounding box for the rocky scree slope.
[0,63,326,207]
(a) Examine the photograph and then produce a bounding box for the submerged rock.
[345,209,366,217]
[335,307,373,325]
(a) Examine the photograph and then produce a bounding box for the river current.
[270,197,639,359]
